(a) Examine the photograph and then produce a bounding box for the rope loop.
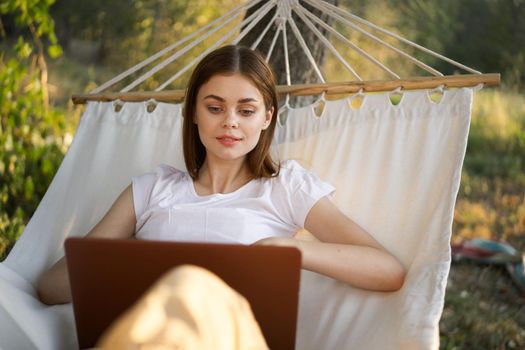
[312,91,327,118]
[430,84,445,94]
[278,93,291,116]
[472,83,484,92]
[392,86,403,94]
[355,88,365,97]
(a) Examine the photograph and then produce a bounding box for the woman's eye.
[207,106,222,113]
[239,109,255,116]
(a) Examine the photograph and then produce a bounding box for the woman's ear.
[262,107,274,130]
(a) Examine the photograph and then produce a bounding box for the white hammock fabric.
[0,88,472,349]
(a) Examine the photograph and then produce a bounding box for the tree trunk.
[239,0,338,106]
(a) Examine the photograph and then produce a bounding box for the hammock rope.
[155,0,275,91]
[282,21,292,87]
[294,4,361,81]
[304,0,443,77]
[90,0,262,94]
[126,0,275,92]
[298,6,399,79]
[249,11,279,50]
[265,19,282,62]
[73,0,499,104]
[299,6,401,81]
[287,14,326,83]
[314,0,482,74]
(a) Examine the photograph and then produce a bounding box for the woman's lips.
[217,135,242,146]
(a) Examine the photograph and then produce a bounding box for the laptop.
[65,237,302,350]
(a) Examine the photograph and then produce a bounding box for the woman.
[37,45,405,306]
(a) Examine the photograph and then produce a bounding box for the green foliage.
[0,0,62,58]
[0,0,68,260]
[50,0,239,90]
[392,0,525,90]
[335,0,525,90]
[464,90,525,179]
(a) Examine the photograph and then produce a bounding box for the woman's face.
[194,73,273,166]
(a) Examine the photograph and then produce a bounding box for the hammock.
[0,1,498,349]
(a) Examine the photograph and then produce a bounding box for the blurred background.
[1,0,524,348]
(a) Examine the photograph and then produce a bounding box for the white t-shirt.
[132,160,335,245]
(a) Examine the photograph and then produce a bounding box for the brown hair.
[182,45,279,180]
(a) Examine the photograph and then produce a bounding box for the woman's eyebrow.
[238,97,258,103]
[203,94,225,102]
[203,95,259,103]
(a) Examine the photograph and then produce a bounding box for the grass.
[442,173,525,349]
[440,90,525,349]
[443,180,525,349]
[441,263,525,349]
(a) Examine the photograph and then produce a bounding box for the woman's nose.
[222,112,239,128]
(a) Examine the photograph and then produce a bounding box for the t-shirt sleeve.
[277,160,336,228]
[131,171,157,221]
[292,170,336,227]
[131,164,177,221]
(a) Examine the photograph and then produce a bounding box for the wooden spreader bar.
[72,73,500,105]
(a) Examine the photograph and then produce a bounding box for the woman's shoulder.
[267,159,335,227]
[273,159,322,190]
[132,164,189,214]
[153,164,186,179]
[133,164,187,194]
[278,159,309,174]
[276,159,317,182]
[274,159,335,193]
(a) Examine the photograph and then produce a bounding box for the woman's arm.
[257,197,406,291]
[37,185,137,305]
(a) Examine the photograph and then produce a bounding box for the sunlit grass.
[455,89,525,247]
[471,90,525,140]
[465,90,525,180]
[443,88,525,349]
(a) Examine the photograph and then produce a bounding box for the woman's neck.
[194,158,253,195]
